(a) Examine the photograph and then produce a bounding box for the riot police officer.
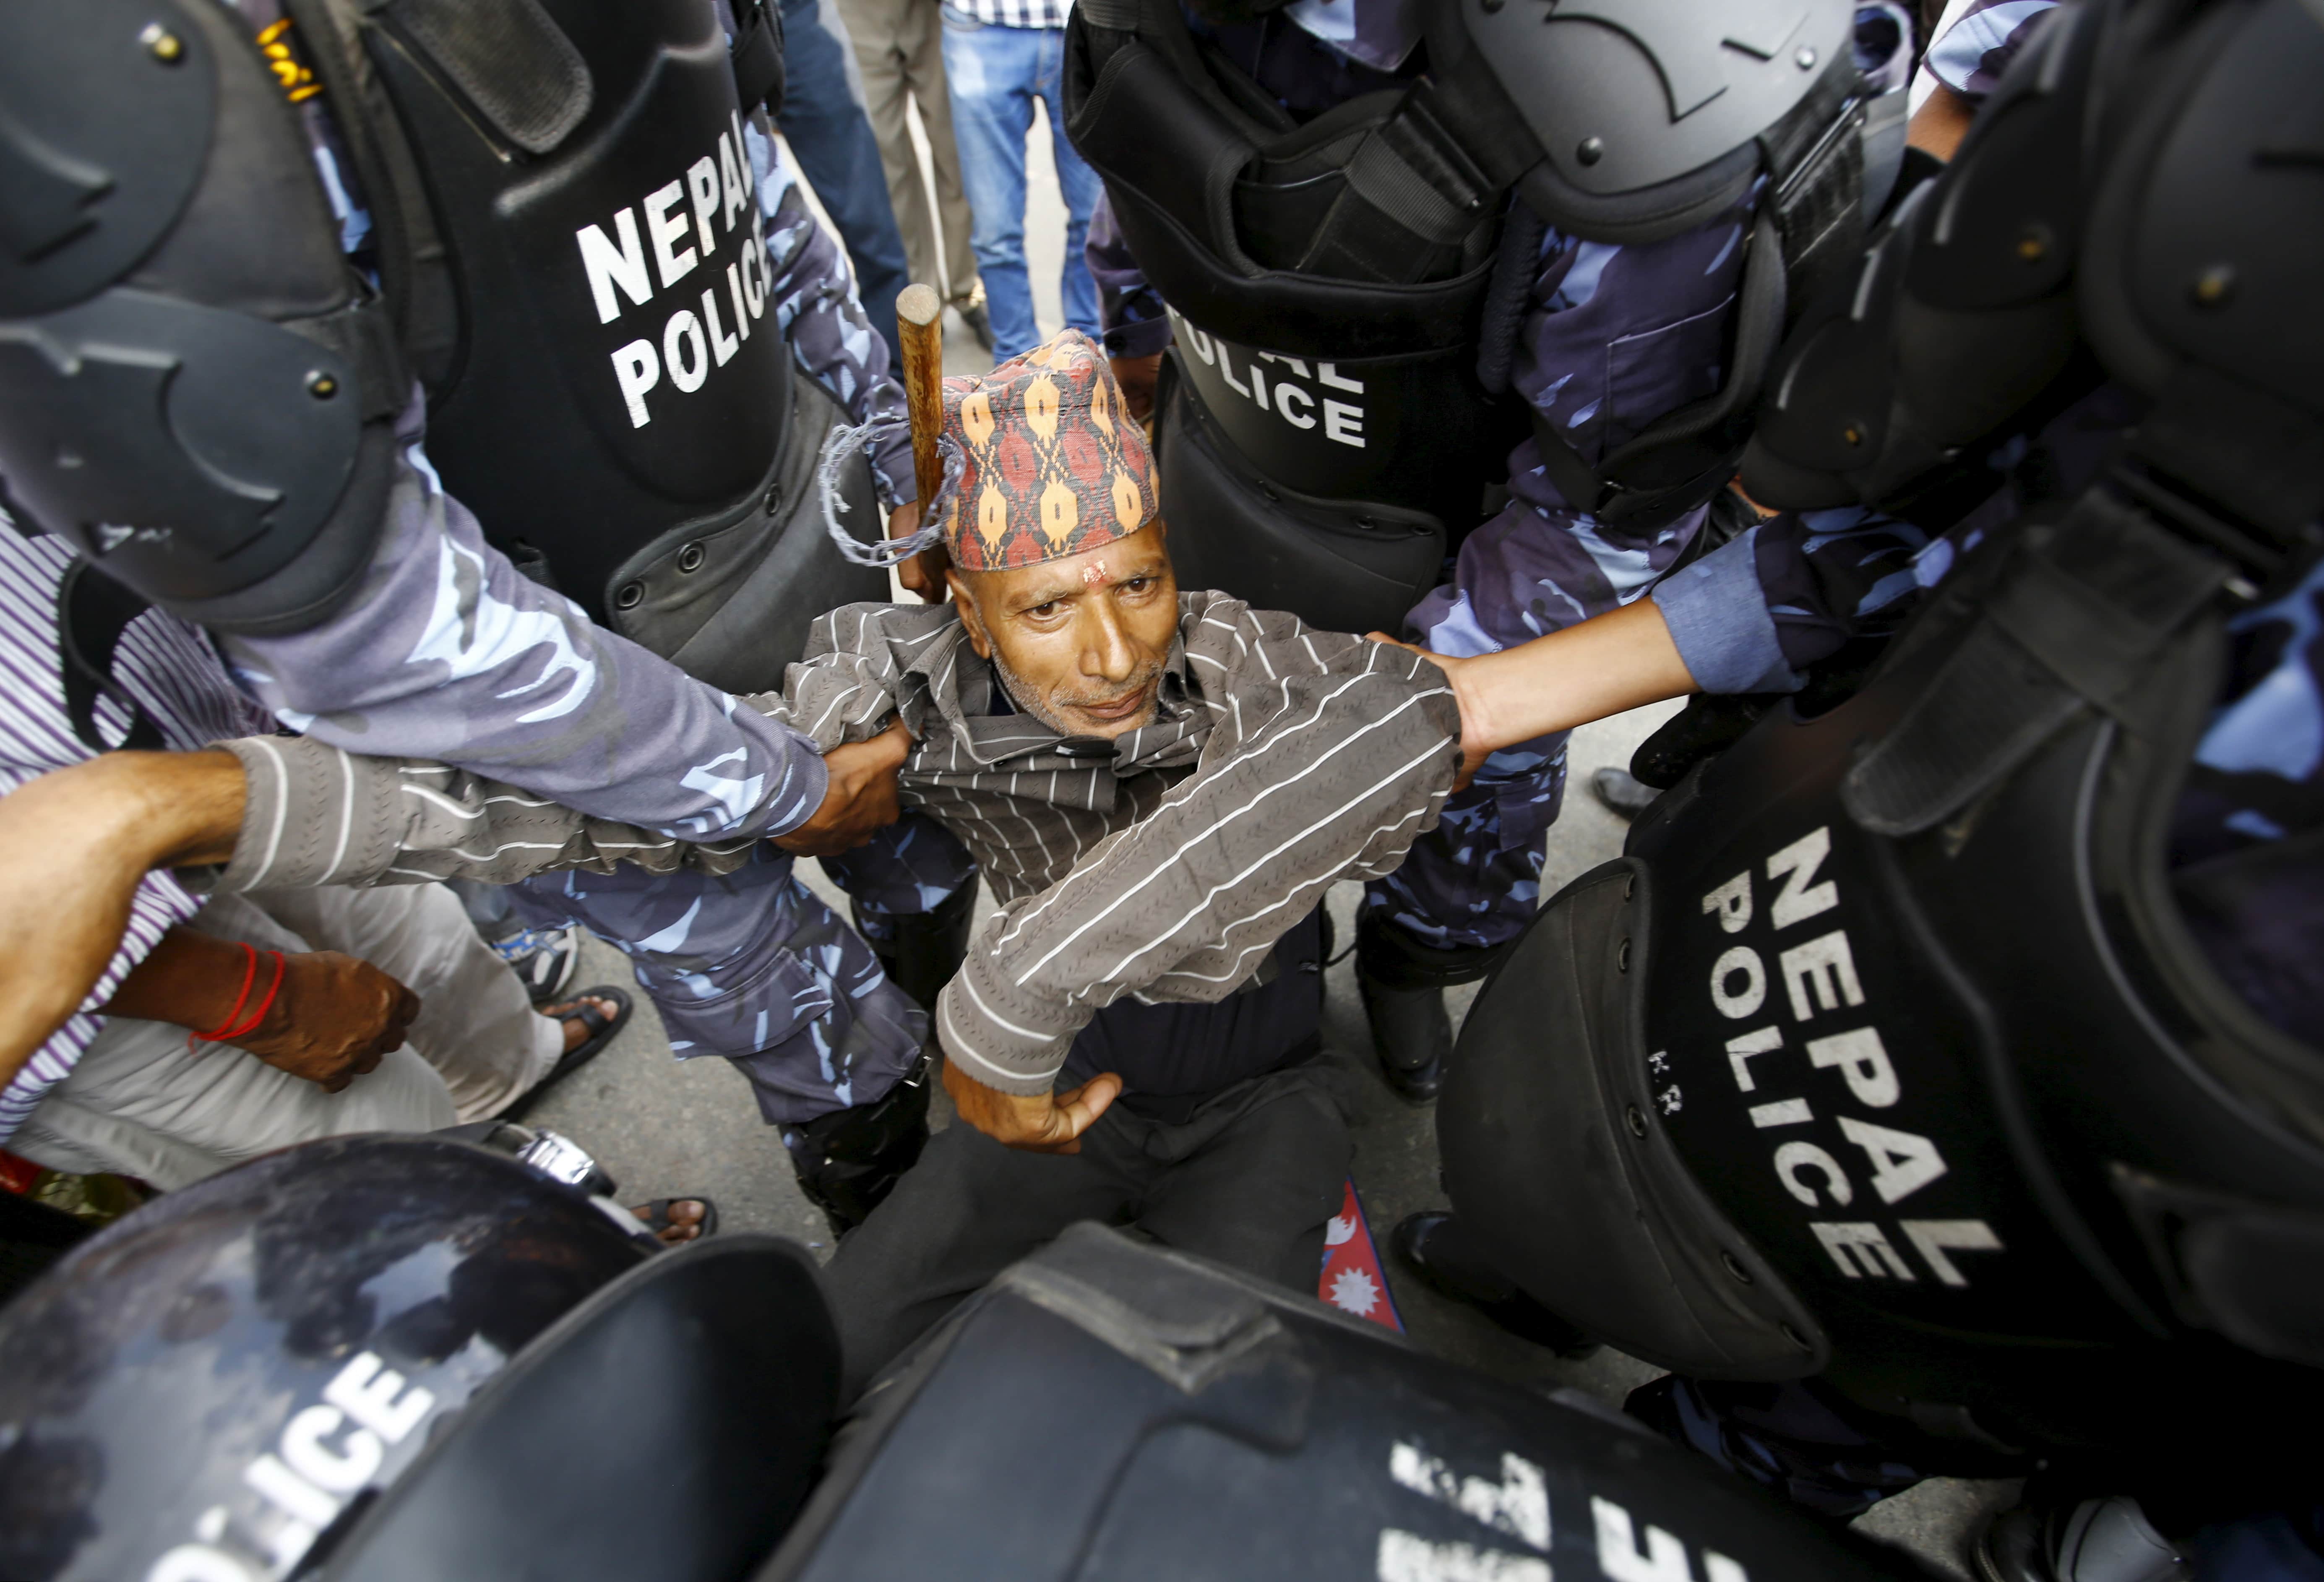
[0,0,971,1229]
[1367,0,2324,1572]
[1059,0,1918,1098]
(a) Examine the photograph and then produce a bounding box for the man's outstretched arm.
[206,723,910,895]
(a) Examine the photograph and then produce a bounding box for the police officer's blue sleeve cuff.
[1102,316,1173,361]
[1650,527,1802,696]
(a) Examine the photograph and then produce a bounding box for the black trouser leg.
[821,1115,1140,1399]
[1134,1081,1350,1293]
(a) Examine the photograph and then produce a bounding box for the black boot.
[1355,915,1506,1104]
[1359,975,1449,1102]
[1391,1211,1598,1356]
[1590,767,1661,821]
[858,883,977,1011]
[783,1055,933,1238]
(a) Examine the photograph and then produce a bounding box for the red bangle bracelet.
[186,942,261,1053]
[216,951,287,1045]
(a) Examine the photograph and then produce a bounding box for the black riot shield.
[1442,509,2324,1456]
[761,1224,1925,1582]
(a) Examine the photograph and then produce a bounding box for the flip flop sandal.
[503,986,632,1118]
[633,1196,719,1242]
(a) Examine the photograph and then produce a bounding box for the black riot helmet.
[0,1134,652,1582]
[0,1133,842,1582]
[1424,0,1866,245]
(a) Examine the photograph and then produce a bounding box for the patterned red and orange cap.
[939,331,1159,572]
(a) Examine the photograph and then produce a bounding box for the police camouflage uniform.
[1086,3,1922,983]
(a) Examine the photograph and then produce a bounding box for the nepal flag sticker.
[1318,1176,1404,1332]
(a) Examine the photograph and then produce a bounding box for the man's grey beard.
[991,647,1162,738]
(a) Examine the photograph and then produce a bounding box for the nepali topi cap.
[939,330,1159,572]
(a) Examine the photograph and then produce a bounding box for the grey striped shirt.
[0,530,279,1139]
[215,592,1463,1094]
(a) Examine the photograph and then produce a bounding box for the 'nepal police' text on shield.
[1681,826,2008,1289]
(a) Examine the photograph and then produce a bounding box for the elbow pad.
[0,0,402,634]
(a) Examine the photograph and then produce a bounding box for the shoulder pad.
[0,0,218,317]
[1742,2,2103,509]
[2081,0,2324,421]
[2079,0,2324,553]
[0,0,397,633]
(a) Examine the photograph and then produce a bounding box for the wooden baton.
[896,284,947,519]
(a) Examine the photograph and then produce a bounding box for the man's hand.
[888,499,950,603]
[773,719,913,857]
[1111,353,1163,424]
[942,1054,1122,1154]
[233,951,421,1091]
[100,923,422,1092]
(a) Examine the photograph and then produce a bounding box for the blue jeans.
[779,0,913,362]
[938,7,1102,358]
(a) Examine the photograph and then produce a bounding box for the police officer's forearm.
[223,445,830,844]
[1444,599,1699,765]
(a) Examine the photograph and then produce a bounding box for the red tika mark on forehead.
[1081,558,1110,587]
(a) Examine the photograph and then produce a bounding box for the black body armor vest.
[0,0,405,635]
[1440,0,2324,1458]
[0,0,877,679]
[1062,0,1885,633]
[284,0,884,672]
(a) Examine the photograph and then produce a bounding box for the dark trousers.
[777,0,912,362]
[824,1064,1350,1398]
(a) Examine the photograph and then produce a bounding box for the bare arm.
[99,925,423,1094]
[0,751,245,1093]
[1376,597,1701,785]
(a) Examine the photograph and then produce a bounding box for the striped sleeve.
[211,735,763,893]
[936,618,1462,1093]
[205,607,918,893]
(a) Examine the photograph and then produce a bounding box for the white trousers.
[13,883,562,1189]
